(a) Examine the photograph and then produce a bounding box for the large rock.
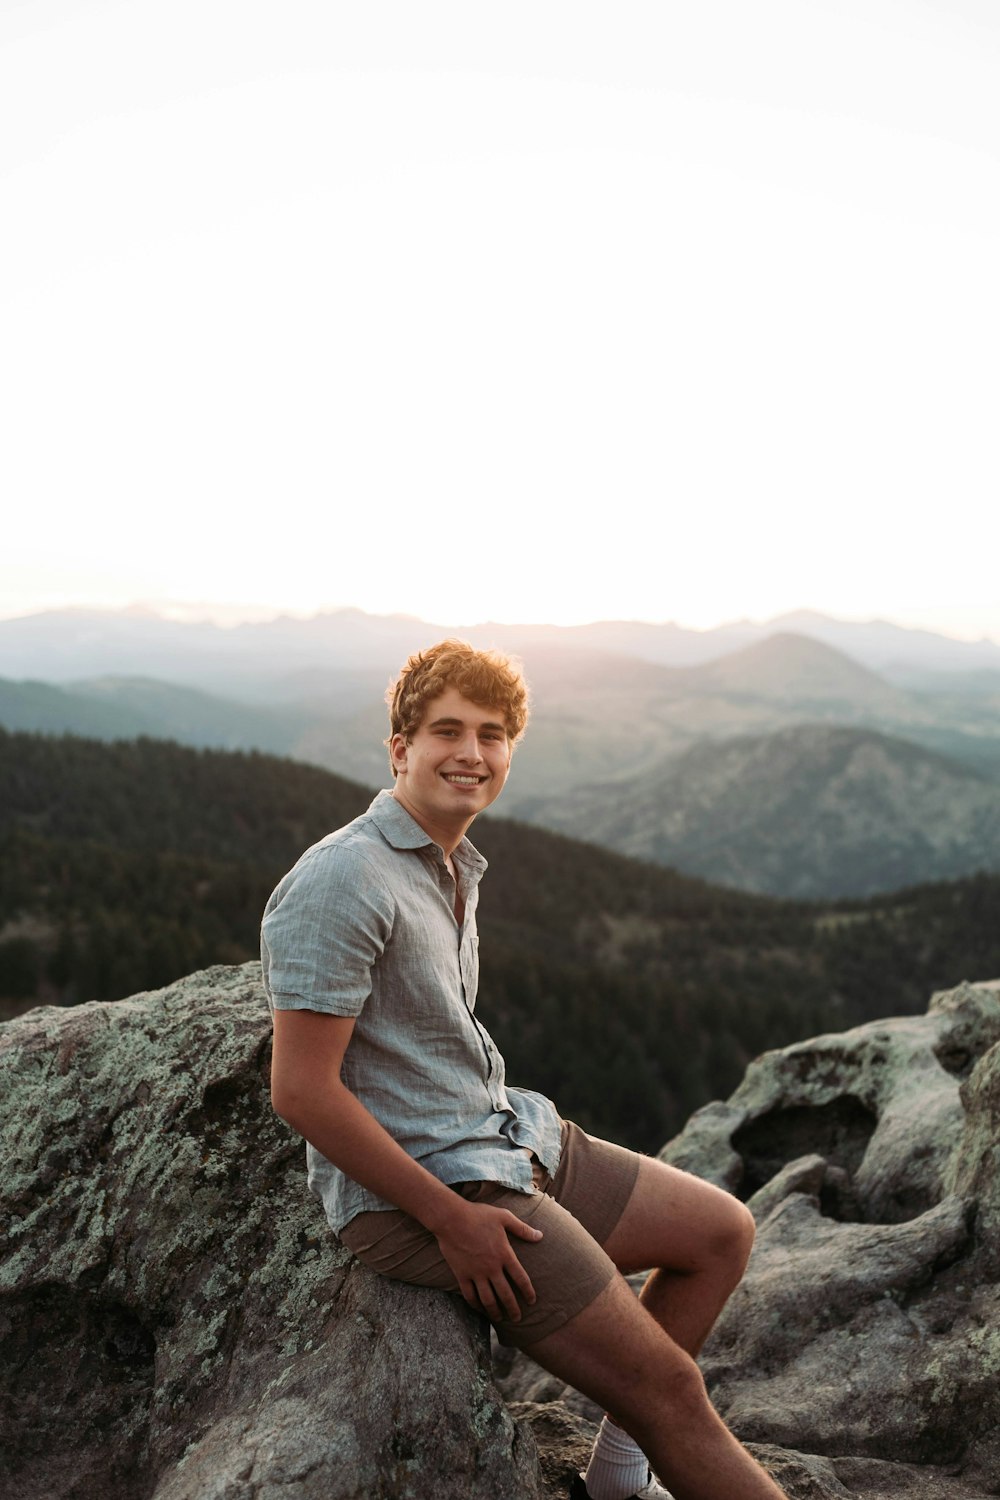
[0,963,543,1500]
[660,978,1000,1491]
[498,979,1000,1498]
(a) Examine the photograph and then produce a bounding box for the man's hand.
[271,1011,544,1321]
[430,1196,543,1322]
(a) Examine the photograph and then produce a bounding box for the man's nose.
[455,732,484,762]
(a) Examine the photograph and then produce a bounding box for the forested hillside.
[515,723,1000,898]
[3,728,998,1151]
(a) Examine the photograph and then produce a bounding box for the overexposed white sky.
[2,0,999,639]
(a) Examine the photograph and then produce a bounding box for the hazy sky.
[2,0,998,639]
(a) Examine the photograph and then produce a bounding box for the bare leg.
[528,1273,786,1500]
[565,1155,774,1498]
[602,1156,757,1356]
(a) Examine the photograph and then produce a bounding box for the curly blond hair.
[385,639,529,776]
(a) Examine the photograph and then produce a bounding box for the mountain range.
[3,603,1000,686]
[2,605,998,899]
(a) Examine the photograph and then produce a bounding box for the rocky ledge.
[501,976,1000,1499]
[0,964,540,1499]
[2,964,999,1498]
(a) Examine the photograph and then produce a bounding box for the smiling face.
[390,685,512,846]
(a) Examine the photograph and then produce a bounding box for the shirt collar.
[367,789,487,872]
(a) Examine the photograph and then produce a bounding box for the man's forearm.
[277,1081,467,1236]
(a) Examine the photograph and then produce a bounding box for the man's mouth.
[442,773,487,786]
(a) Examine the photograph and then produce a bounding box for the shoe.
[568,1471,675,1500]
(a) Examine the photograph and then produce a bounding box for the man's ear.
[389,733,408,774]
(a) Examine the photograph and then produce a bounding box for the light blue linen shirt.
[261,789,562,1233]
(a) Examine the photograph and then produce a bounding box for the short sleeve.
[260,842,395,1015]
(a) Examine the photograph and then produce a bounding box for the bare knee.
[706,1194,755,1286]
[730,1198,756,1265]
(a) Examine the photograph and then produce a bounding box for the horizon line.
[1,597,999,649]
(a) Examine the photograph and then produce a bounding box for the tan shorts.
[339,1119,642,1347]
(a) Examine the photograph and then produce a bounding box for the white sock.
[582,1416,650,1500]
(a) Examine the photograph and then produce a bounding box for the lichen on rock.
[0,963,543,1500]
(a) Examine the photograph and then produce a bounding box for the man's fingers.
[461,1270,502,1320]
[498,1211,540,1307]
[503,1212,544,1243]
[505,1254,537,1306]
[459,1277,481,1310]
[462,1265,533,1320]
[474,1277,503,1321]
[479,1273,523,1323]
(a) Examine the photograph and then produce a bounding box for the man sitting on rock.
[262,640,786,1500]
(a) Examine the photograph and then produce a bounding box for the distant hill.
[765,608,1000,679]
[0,678,154,739]
[689,632,910,712]
[511,634,912,764]
[4,730,1000,1151]
[501,633,1000,814]
[0,675,312,754]
[517,723,1000,898]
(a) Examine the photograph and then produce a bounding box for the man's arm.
[270,1007,543,1322]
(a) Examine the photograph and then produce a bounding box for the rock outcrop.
[675,978,1000,1493]
[500,977,1000,1499]
[6,963,1000,1499]
[0,963,543,1500]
